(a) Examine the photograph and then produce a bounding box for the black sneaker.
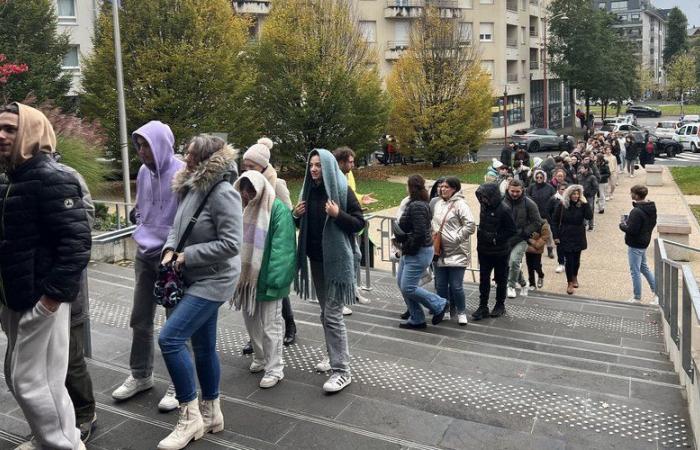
[400,310,410,320]
[431,303,448,325]
[283,321,296,346]
[471,305,490,321]
[490,302,506,318]
[398,321,427,330]
[598,209,604,214]
[79,414,97,443]
[241,340,254,355]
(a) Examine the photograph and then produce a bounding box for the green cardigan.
[256,199,297,301]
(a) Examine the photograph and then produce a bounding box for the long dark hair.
[407,174,429,202]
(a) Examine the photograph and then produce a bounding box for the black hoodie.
[475,183,517,256]
[619,201,657,249]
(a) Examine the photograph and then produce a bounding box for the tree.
[0,0,71,103]
[81,0,255,163]
[250,0,389,169]
[667,52,697,114]
[387,5,491,166]
[664,7,688,66]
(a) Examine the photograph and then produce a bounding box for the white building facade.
[55,0,99,95]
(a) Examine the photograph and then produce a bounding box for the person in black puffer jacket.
[595,153,610,214]
[578,165,599,230]
[0,102,91,450]
[395,175,448,329]
[619,185,657,303]
[473,183,517,320]
[527,169,556,258]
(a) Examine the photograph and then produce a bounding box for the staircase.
[0,262,694,449]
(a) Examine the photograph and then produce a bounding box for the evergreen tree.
[0,0,71,103]
[81,0,255,161]
[664,7,688,67]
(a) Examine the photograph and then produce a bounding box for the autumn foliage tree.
[387,6,492,166]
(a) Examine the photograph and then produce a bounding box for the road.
[477,116,700,167]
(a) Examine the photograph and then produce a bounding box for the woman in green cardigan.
[233,171,296,389]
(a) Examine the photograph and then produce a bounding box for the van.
[681,114,700,125]
[674,123,700,152]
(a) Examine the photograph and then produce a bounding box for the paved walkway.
[365,167,699,303]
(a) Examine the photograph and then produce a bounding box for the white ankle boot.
[200,397,224,434]
[157,398,204,450]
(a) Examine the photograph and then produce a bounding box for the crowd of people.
[0,102,661,450]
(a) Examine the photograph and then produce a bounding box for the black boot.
[283,320,297,346]
[400,310,410,320]
[471,304,490,321]
[490,301,506,318]
[241,340,253,355]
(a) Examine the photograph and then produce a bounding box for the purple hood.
[132,121,185,257]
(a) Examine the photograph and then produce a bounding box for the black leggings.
[282,296,294,324]
[478,253,508,306]
[525,252,544,285]
[563,251,581,282]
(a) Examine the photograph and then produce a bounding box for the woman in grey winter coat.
[157,135,243,450]
[431,177,476,325]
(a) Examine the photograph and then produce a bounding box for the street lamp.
[542,13,568,129]
[503,86,508,147]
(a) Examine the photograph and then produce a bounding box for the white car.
[655,120,682,139]
[674,123,700,152]
[599,122,641,138]
[681,114,700,125]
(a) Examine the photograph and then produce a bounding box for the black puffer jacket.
[526,176,556,221]
[475,183,517,256]
[551,187,593,253]
[0,154,92,312]
[398,200,432,256]
[620,201,657,249]
[502,192,542,243]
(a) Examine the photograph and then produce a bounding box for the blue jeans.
[398,246,447,325]
[628,246,655,299]
[434,266,466,314]
[158,294,222,403]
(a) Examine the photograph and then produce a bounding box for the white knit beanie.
[257,137,273,150]
[243,143,270,169]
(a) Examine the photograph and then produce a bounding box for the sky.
[653,0,700,27]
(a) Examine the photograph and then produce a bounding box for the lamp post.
[112,1,131,207]
[503,86,508,147]
[542,13,568,129]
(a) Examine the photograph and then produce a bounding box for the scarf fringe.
[231,282,258,316]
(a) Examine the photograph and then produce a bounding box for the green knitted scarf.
[295,149,356,305]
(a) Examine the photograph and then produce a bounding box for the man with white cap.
[241,138,298,348]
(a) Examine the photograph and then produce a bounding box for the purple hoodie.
[132,121,185,258]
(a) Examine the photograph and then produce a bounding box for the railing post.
[670,265,680,347]
[115,203,122,230]
[363,219,372,291]
[681,281,694,379]
[664,262,672,322]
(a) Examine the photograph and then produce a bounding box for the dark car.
[510,128,575,152]
[625,105,662,118]
[628,131,682,157]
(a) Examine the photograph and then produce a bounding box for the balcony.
[529,0,538,4]
[385,40,410,60]
[506,0,518,12]
[506,37,518,48]
[530,60,539,69]
[507,72,519,83]
[384,0,461,19]
[232,0,271,15]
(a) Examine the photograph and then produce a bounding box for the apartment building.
[54,0,99,95]
[596,0,666,85]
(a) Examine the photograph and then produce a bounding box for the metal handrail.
[94,200,135,231]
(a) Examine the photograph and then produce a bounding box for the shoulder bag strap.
[174,179,227,254]
[438,201,456,234]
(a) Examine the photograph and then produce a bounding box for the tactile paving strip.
[89,298,690,448]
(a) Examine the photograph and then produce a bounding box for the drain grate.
[89,298,689,448]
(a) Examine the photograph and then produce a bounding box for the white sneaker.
[457,313,468,326]
[555,264,565,273]
[249,360,265,373]
[14,440,37,450]
[626,297,641,304]
[520,281,529,297]
[315,357,331,372]
[112,375,154,401]
[157,399,204,450]
[443,311,451,321]
[528,285,536,291]
[507,287,517,298]
[342,306,353,315]
[649,295,659,306]
[158,384,179,412]
[260,375,283,389]
[323,373,352,393]
[355,289,371,305]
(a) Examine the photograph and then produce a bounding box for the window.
[358,21,376,43]
[492,94,525,128]
[458,0,473,8]
[458,22,473,44]
[57,0,76,22]
[598,2,606,9]
[617,14,628,21]
[631,13,640,21]
[521,26,526,44]
[480,0,494,4]
[481,60,494,79]
[610,1,628,10]
[62,46,79,69]
[479,23,494,42]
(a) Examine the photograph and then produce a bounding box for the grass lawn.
[670,167,700,195]
[285,161,490,212]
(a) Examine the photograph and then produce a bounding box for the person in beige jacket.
[431,177,476,326]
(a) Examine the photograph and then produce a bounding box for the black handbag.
[154,180,225,308]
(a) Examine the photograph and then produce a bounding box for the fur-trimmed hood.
[172,145,238,194]
[562,184,584,208]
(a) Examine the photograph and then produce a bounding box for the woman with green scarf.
[293,149,365,393]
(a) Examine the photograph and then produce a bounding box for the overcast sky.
[653,0,700,27]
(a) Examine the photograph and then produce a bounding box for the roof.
[689,27,700,37]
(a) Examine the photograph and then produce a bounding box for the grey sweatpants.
[242,300,284,378]
[309,259,351,375]
[1,303,81,450]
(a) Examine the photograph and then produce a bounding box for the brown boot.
[566,282,574,295]
[572,276,579,288]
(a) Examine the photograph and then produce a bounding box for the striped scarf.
[232,171,275,314]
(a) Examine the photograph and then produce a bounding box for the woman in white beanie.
[241,138,298,350]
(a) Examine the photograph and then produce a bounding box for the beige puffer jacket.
[431,193,476,267]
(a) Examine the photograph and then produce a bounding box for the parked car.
[673,123,700,153]
[680,114,700,125]
[511,128,575,152]
[599,123,641,137]
[625,105,662,118]
[655,120,682,139]
[628,131,682,158]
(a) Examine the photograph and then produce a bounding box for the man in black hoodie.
[619,185,657,304]
[473,183,517,320]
